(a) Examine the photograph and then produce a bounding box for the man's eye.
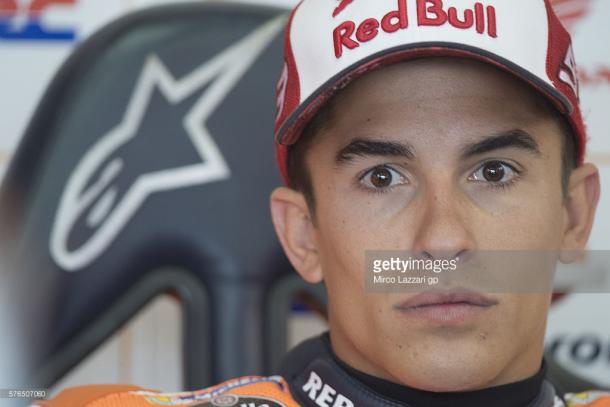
[360,166,406,190]
[469,160,520,186]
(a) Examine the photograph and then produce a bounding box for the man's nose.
[411,183,476,261]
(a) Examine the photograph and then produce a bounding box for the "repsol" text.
[302,371,354,407]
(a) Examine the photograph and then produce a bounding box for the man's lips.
[394,290,499,324]
[396,290,498,308]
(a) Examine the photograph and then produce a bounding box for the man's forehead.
[315,57,559,148]
[335,57,551,110]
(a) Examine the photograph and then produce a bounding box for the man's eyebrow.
[460,129,541,159]
[335,138,415,164]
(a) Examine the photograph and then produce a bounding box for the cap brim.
[275,42,574,146]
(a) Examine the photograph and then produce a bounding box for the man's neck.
[279,333,560,407]
[332,347,546,407]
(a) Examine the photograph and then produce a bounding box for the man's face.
[304,58,569,391]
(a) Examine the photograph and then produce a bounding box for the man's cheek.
[496,204,564,249]
[320,207,391,253]
[465,186,531,215]
[317,230,365,284]
[329,185,416,223]
[330,211,413,253]
[468,197,562,248]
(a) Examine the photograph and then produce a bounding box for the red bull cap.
[274,0,586,184]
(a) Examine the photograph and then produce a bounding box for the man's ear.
[270,187,323,283]
[560,163,601,263]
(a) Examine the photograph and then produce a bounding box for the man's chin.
[381,346,509,392]
[393,366,501,393]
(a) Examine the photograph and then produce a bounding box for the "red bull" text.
[333,0,498,58]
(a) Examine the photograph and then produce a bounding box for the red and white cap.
[274,0,586,184]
